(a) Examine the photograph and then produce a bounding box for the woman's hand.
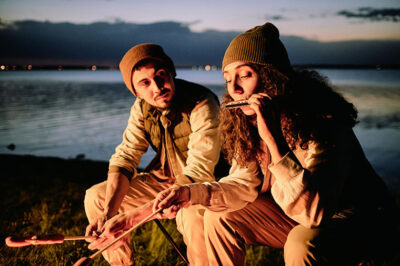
[153,186,190,219]
[247,93,275,143]
[248,93,284,164]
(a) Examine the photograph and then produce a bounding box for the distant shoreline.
[1,64,400,71]
[1,153,399,196]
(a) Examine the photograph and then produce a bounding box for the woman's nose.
[231,80,244,95]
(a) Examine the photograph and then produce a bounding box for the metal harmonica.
[222,99,249,109]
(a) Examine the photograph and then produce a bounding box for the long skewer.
[73,208,163,266]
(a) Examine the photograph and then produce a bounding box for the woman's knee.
[176,209,204,236]
[284,225,320,266]
[203,210,236,235]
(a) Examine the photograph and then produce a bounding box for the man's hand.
[85,214,108,242]
[153,186,190,219]
[88,210,141,251]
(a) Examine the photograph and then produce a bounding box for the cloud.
[0,20,399,66]
[337,7,400,22]
[264,14,286,21]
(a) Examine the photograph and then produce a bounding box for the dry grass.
[0,154,283,265]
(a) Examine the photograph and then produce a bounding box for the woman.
[156,22,399,265]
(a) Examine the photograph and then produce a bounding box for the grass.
[2,154,398,265]
[0,154,285,265]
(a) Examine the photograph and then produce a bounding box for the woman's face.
[223,61,260,116]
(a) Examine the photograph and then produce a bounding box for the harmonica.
[222,99,249,109]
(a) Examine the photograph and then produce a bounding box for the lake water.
[1,69,399,191]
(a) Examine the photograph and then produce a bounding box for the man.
[84,43,221,265]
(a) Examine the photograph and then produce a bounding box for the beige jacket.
[108,85,221,185]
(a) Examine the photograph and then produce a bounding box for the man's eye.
[139,80,150,87]
[225,80,232,84]
[158,70,167,77]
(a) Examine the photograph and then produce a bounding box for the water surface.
[1,69,399,191]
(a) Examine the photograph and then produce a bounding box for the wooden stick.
[89,208,162,259]
[74,209,163,266]
[64,236,94,241]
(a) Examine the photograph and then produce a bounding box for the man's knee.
[284,225,319,266]
[84,181,106,212]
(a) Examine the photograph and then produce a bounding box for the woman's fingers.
[258,92,272,100]
[154,186,190,218]
[153,188,174,211]
[159,205,180,219]
[156,188,177,209]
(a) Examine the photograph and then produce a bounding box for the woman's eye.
[240,73,251,79]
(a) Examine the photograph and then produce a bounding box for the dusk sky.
[1,0,399,41]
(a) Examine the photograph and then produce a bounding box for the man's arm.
[86,98,149,238]
[103,172,130,219]
[108,98,149,179]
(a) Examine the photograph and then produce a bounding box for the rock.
[7,143,16,151]
[75,154,85,160]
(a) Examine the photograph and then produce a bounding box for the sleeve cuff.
[187,183,210,206]
[108,166,135,181]
[268,152,303,183]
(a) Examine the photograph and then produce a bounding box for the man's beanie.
[222,22,292,73]
[119,43,176,94]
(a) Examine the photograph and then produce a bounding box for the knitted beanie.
[119,43,176,94]
[222,22,291,73]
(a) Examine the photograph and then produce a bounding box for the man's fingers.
[98,219,105,233]
[85,223,101,241]
[107,232,126,250]
[88,237,108,250]
[109,220,125,234]
[85,224,94,237]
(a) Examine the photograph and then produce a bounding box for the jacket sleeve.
[181,93,221,183]
[187,159,262,212]
[108,98,149,180]
[269,131,352,228]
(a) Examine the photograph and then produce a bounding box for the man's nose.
[154,76,165,91]
[151,81,162,93]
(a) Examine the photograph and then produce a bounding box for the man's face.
[131,61,175,110]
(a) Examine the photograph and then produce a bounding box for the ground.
[0,154,284,265]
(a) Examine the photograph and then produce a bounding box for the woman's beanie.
[222,22,292,73]
[119,43,176,95]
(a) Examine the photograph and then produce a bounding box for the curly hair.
[220,65,358,167]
